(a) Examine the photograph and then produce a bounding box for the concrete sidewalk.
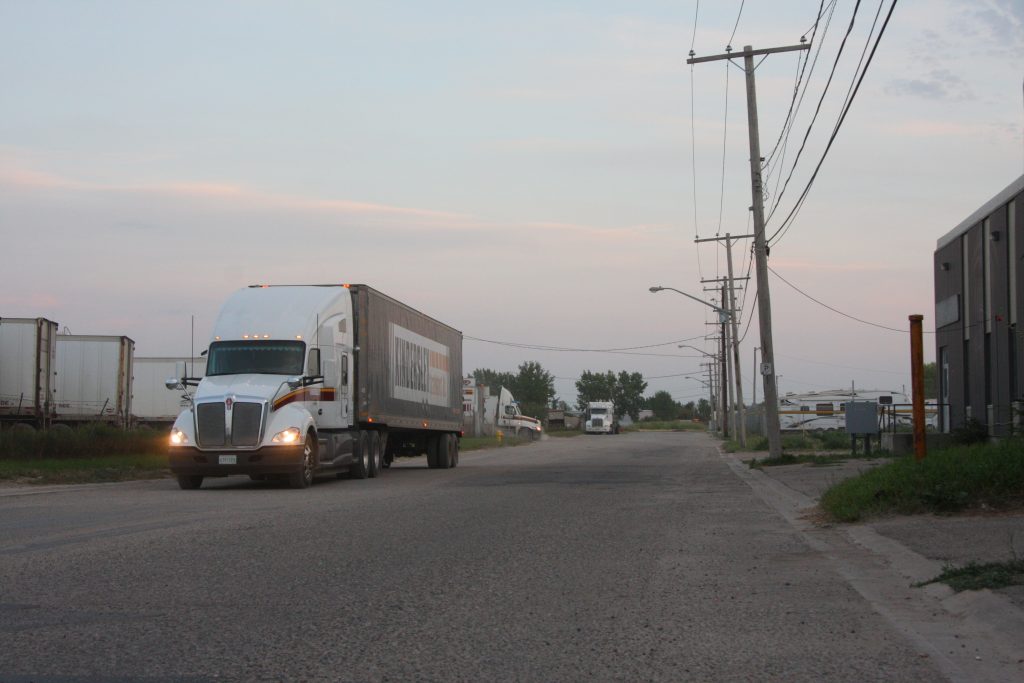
[722,446,1024,682]
[731,449,1024,608]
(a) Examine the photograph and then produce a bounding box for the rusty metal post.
[909,315,927,461]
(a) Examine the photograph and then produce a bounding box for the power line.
[727,0,745,48]
[716,61,730,236]
[767,264,911,333]
[464,333,709,353]
[764,0,864,228]
[768,0,899,246]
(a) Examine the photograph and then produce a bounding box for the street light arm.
[649,286,726,315]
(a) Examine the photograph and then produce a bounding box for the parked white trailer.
[778,389,938,431]
[166,284,463,490]
[54,334,134,427]
[0,317,58,427]
[132,357,206,426]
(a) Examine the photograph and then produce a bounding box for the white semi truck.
[166,284,463,490]
[584,401,619,434]
[484,386,543,440]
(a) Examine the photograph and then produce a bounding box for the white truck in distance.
[585,401,619,434]
[166,284,463,490]
[484,386,542,440]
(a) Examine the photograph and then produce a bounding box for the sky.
[2,0,1022,407]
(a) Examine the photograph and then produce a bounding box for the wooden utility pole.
[688,42,809,459]
[696,234,749,447]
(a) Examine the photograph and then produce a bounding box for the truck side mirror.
[175,361,186,380]
[307,348,321,377]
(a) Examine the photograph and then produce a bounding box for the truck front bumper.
[168,445,305,477]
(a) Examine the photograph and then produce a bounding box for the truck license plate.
[218,455,237,465]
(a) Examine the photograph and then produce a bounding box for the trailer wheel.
[176,475,203,490]
[426,434,440,469]
[436,433,451,469]
[368,431,381,478]
[448,433,459,468]
[350,431,370,479]
[288,433,317,489]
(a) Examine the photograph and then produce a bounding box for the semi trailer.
[166,284,463,489]
[133,356,206,426]
[0,317,58,428]
[54,334,134,427]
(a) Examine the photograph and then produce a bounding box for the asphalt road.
[0,431,944,682]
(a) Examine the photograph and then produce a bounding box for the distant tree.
[649,390,679,420]
[922,362,937,399]
[575,371,616,411]
[473,368,516,394]
[680,401,696,420]
[612,371,648,421]
[514,361,555,419]
[473,363,554,420]
[696,398,712,422]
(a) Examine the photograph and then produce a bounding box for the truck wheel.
[176,475,203,490]
[448,433,459,468]
[524,428,535,442]
[350,431,370,479]
[368,432,381,478]
[288,433,317,489]
[426,434,440,469]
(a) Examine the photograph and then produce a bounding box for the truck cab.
[488,386,543,440]
[585,401,619,435]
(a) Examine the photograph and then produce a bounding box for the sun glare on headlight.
[272,427,301,444]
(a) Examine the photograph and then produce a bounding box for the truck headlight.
[170,428,188,446]
[272,427,301,444]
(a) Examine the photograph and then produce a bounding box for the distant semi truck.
[484,386,542,440]
[0,317,58,428]
[584,401,619,434]
[166,284,463,489]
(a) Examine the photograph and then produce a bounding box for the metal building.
[934,174,1024,436]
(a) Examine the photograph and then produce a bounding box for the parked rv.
[166,285,463,490]
[133,357,206,426]
[484,386,542,440]
[0,317,58,428]
[54,334,134,427]
[778,389,938,431]
[584,401,619,434]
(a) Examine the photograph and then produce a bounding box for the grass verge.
[820,438,1024,522]
[545,429,583,438]
[0,454,168,484]
[916,560,1024,592]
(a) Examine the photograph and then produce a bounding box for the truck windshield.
[590,407,607,415]
[206,340,305,376]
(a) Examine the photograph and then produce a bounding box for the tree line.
[471,362,707,422]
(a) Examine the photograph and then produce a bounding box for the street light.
[678,344,718,358]
[649,286,731,323]
[651,285,743,444]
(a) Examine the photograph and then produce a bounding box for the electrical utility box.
[845,401,879,435]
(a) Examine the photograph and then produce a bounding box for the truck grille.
[195,401,264,448]
[592,418,604,427]
[196,403,226,447]
[231,402,263,447]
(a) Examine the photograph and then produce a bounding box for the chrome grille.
[231,402,263,447]
[592,418,604,427]
[196,403,225,447]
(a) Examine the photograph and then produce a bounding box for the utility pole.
[696,234,748,447]
[688,42,809,459]
[719,310,730,439]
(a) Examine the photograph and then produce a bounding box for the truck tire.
[426,434,440,469]
[440,433,454,468]
[448,433,459,468]
[176,475,203,490]
[368,431,381,478]
[288,433,317,489]
[350,430,370,479]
